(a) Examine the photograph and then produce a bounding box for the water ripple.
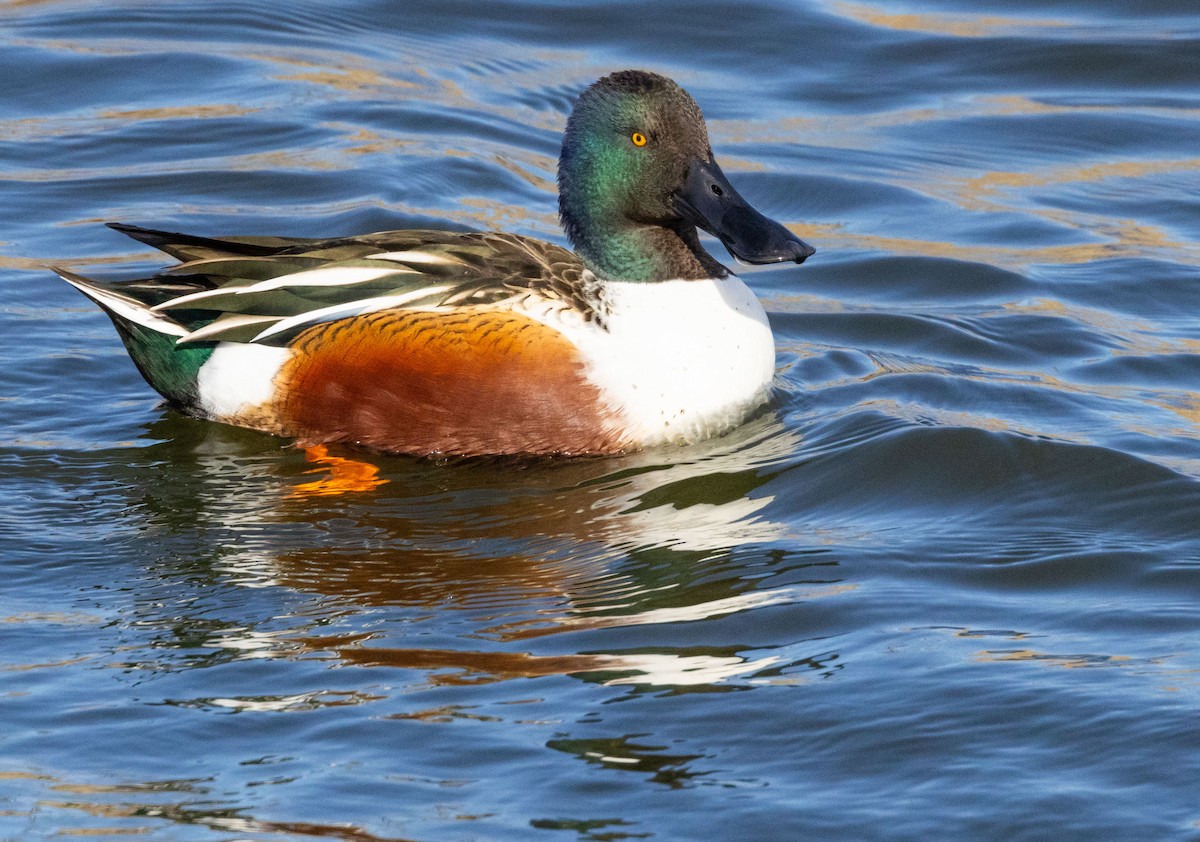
[4,0,1200,838]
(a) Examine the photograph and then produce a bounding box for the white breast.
[534,276,776,448]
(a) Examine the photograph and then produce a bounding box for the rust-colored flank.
[275,308,626,456]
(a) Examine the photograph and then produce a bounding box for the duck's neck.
[561,206,729,283]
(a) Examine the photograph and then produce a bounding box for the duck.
[56,70,815,457]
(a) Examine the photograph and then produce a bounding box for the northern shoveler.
[57,70,815,456]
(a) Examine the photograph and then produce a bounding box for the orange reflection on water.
[96,103,258,122]
[976,648,1135,669]
[795,220,1200,269]
[5,766,419,842]
[832,1,1068,37]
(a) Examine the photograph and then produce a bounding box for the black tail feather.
[106,222,297,261]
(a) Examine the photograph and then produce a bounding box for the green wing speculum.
[107,223,600,346]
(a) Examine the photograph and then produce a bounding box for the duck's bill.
[673,157,815,265]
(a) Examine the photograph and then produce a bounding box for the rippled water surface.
[3,1,1200,839]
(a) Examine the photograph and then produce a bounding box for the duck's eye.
[630,131,648,148]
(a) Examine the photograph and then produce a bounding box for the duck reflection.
[117,409,847,688]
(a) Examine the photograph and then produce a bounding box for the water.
[2,1,1200,839]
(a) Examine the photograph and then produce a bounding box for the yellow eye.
[631,131,648,147]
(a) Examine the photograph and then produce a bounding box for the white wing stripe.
[239,266,404,293]
[150,286,240,311]
[250,286,451,343]
[180,314,281,344]
[365,250,462,265]
[151,266,423,312]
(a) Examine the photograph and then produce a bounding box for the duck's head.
[559,70,815,282]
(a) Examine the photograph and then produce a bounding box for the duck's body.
[58,71,812,456]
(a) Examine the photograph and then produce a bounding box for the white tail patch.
[56,269,189,337]
[196,342,290,423]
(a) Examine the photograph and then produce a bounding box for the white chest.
[541,277,777,447]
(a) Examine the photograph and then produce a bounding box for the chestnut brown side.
[274,308,627,456]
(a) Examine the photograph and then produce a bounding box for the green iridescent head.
[558,70,814,282]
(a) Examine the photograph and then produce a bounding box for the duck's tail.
[55,267,190,338]
[55,267,214,410]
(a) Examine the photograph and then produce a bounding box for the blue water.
[3,1,1200,839]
